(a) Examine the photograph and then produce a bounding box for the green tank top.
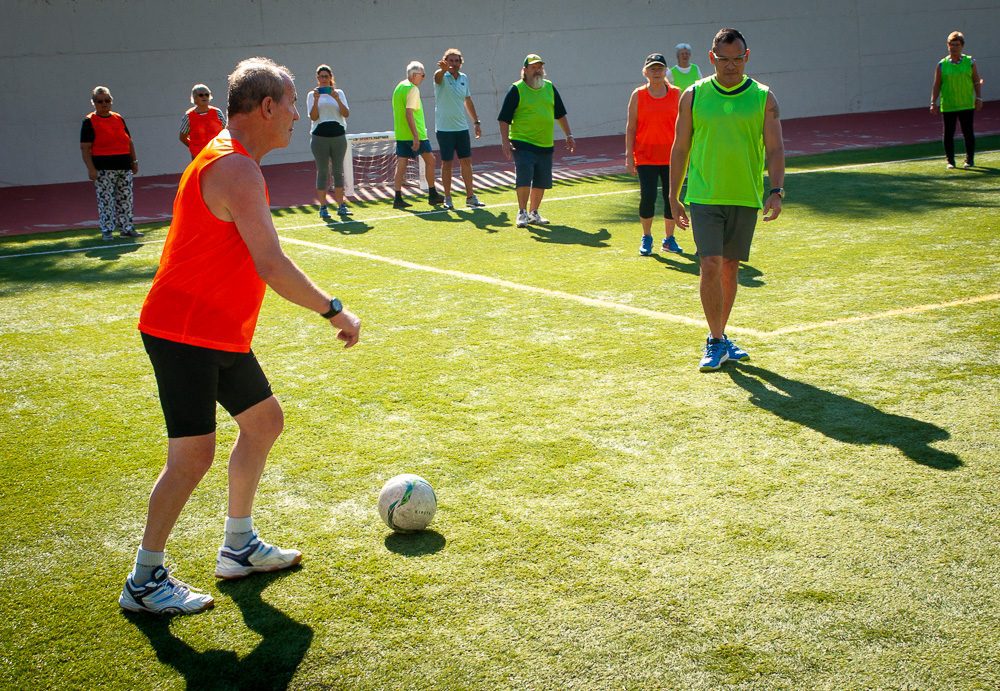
[669,64,700,92]
[509,80,555,148]
[939,55,975,112]
[392,80,426,140]
[684,76,768,209]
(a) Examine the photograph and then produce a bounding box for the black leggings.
[637,164,672,219]
[942,109,975,165]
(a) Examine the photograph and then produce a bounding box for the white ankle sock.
[224,516,254,550]
[132,547,164,584]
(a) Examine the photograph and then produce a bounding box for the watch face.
[331,298,342,313]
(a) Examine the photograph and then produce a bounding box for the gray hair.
[190,83,211,104]
[227,57,294,117]
[91,86,111,102]
[406,61,425,78]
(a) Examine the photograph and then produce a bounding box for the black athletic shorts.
[141,332,273,438]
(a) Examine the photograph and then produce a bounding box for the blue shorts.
[513,147,553,189]
[395,139,432,158]
[436,130,472,161]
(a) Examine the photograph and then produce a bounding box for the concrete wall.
[2,0,997,187]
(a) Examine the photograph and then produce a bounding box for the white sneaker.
[215,534,302,580]
[119,566,214,615]
[442,195,454,210]
[516,210,529,228]
[466,195,486,208]
[527,210,549,225]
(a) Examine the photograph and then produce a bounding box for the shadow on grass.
[647,252,765,287]
[527,224,611,247]
[0,240,153,295]
[123,568,313,690]
[726,363,961,470]
[790,167,1000,215]
[384,529,446,556]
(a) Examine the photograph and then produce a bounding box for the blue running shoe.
[319,206,331,220]
[640,235,653,256]
[662,235,683,254]
[337,203,352,216]
[723,334,749,361]
[699,337,730,371]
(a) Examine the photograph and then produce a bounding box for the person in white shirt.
[307,64,351,219]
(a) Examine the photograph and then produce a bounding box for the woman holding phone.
[307,64,351,219]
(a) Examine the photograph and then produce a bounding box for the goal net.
[344,131,427,198]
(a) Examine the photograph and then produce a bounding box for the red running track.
[1,103,997,237]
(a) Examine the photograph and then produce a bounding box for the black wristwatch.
[321,297,343,319]
[769,187,785,199]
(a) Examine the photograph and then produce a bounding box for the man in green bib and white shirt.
[670,27,785,372]
[498,54,575,228]
[392,61,445,209]
[668,42,702,92]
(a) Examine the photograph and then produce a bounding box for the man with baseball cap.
[497,54,575,228]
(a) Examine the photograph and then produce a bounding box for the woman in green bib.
[930,31,983,169]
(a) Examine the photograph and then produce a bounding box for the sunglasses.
[93,99,112,104]
[195,93,211,97]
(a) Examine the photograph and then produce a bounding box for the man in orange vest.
[120,57,361,615]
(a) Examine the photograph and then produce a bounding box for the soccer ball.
[377,474,437,532]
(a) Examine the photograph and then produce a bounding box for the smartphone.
[317,86,333,95]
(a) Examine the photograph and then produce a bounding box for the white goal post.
[343,131,427,197]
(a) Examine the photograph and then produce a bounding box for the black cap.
[644,53,667,67]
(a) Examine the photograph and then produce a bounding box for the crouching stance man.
[120,57,361,614]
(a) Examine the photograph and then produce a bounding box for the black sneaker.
[428,190,445,206]
[393,196,411,209]
[120,229,144,238]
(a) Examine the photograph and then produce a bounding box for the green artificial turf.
[1,148,997,689]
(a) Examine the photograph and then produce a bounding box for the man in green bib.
[498,54,575,228]
[392,61,445,209]
[669,27,785,372]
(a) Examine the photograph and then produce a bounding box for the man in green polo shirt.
[669,27,785,372]
[392,61,445,209]
[497,54,575,228]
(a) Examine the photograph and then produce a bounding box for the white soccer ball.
[377,474,437,532]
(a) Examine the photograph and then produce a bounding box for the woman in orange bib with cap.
[625,53,682,256]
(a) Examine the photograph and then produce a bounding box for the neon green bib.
[392,80,426,140]
[939,55,975,112]
[684,76,768,209]
[670,64,700,92]
[509,80,555,148]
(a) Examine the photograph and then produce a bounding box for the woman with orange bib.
[179,83,227,159]
[79,86,141,240]
[625,53,682,256]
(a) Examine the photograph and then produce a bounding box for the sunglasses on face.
[93,99,112,104]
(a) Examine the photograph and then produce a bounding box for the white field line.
[280,236,730,333]
[766,293,1000,335]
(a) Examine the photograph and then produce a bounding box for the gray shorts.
[690,203,759,260]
